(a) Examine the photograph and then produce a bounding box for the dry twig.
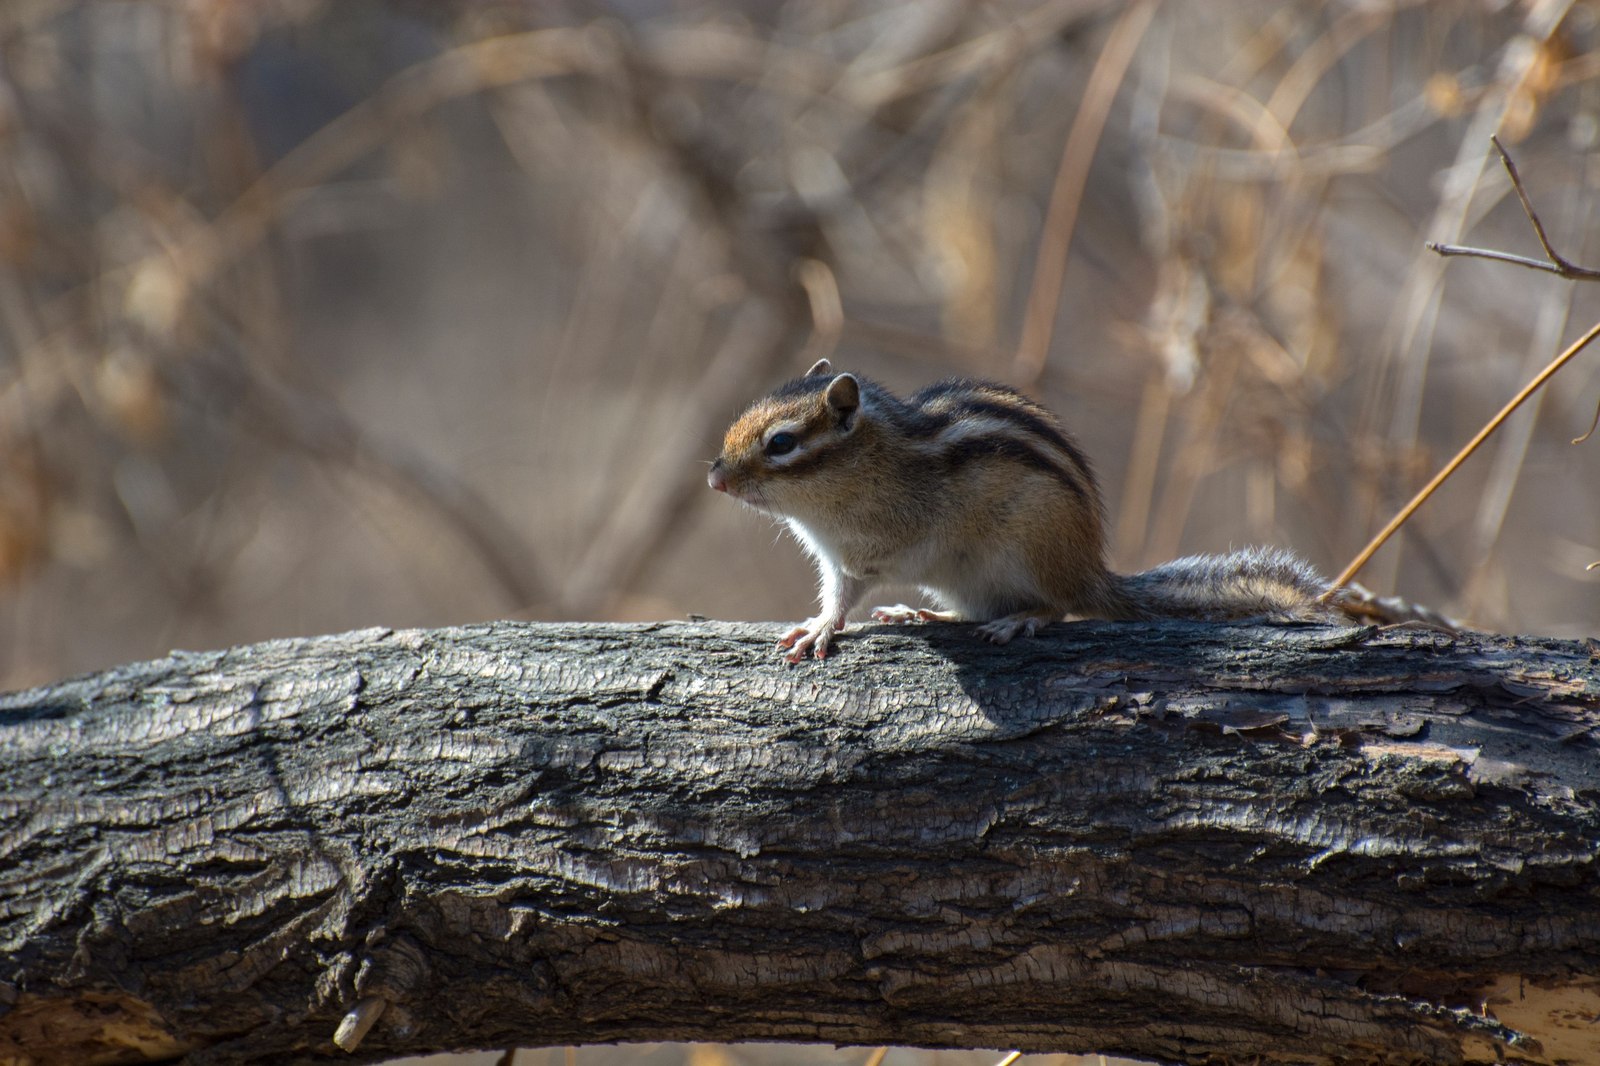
[1323,317,1600,598]
[1426,135,1600,280]
[1324,136,1600,597]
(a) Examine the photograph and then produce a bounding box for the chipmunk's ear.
[804,358,833,378]
[824,373,860,429]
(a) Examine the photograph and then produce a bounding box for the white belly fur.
[789,517,1045,621]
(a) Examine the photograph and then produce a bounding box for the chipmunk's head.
[708,358,866,517]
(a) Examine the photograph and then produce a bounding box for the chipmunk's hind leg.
[871,604,961,624]
[975,607,1058,644]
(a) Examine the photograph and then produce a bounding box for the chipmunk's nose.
[708,460,728,492]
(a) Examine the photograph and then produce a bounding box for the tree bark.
[1,619,1598,1066]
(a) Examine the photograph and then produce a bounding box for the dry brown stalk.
[1013,0,1160,386]
[1322,317,1600,598]
[1324,134,1600,597]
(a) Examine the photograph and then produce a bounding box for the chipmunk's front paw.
[777,616,844,662]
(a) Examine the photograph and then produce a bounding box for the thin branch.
[1321,317,1600,598]
[1327,136,1600,597]
[1425,135,1600,281]
[1425,242,1600,277]
[1495,133,1589,272]
[1573,396,1600,445]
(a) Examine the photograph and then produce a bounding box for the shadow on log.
[2,620,1599,1065]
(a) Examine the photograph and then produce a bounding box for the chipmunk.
[708,359,1451,662]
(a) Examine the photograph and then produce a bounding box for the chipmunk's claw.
[871,604,961,625]
[777,616,843,661]
[975,612,1050,645]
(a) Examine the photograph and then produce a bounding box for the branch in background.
[184,301,557,614]
[1324,318,1600,599]
[1013,0,1160,386]
[1426,134,1600,280]
[1325,140,1600,599]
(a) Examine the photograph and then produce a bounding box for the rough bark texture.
[2,619,1599,1066]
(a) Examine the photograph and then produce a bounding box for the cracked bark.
[2,620,1598,1066]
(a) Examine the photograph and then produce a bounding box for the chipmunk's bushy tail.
[1112,546,1458,628]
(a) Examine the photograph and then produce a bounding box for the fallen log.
[1,620,1597,1065]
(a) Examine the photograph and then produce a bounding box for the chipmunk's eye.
[765,431,798,457]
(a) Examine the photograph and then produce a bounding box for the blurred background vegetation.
[3,0,1598,688]
[4,2,1599,1065]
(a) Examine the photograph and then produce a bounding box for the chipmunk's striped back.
[903,378,1100,510]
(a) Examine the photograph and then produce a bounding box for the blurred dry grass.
[4,2,1600,1063]
[2,4,1598,677]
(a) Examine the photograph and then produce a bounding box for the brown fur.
[708,364,1452,660]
